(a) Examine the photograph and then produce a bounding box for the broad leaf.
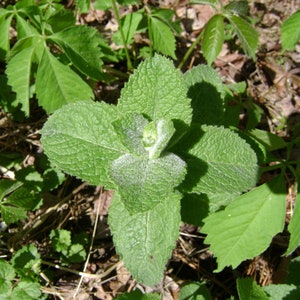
[109,191,181,285]
[6,36,43,116]
[0,260,15,297]
[286,189,300,255]
[113,114,149,156]
[116,290,160,300]
[110,153,186,213]
[178,125,258,209]
[202,14,224,65]
[118,55,192,126]
[49,25,104,80]
[35,48,94,113]
[281,10,300,51]
[149,16,176,59]
[201,176,286,272]
[227,15,258,60]
[237,278,269,300]
[41,101,127,188]
[184,64,229,125]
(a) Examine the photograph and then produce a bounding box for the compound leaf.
[178,125,258,209]
[35,47,94,113]
[149,16,176,59]
[227,15,258,60]
[0,14,12,59]
[109,191,181,286]
[281,10,300,51]
[202,14,224,65]
[49,25,104,80]
[118,55,192,126]
[6,36,43,116]
[201,176,286,272]
[110,153,186,214]
[41,101,127,188]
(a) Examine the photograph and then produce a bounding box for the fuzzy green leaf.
[149,16,176,59]
[202,14,224,65]
[286,190,300,255]
[35,48,94,113]
[237,278,269,300]
[184,64,229,125]
[118,55,192,126]
[49,25,104,80]
[41,101,127,188]
[110,153,186,214]
[109,191,181,285]
[178,125,258,209]
[113,114,149,156]
[201,176,286,272]
[228,15,258,60]
[6,36,43,116]
[281,10,300,51]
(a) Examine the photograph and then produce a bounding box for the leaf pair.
[191,0,259,64]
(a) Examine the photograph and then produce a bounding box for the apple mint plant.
[41,54,259,285]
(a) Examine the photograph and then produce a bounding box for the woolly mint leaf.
[202,14,224,65]
[110,153,186,214]
[41,101,127,188]
[228,15,258,60]
[178,125,258,210]
[118,54,192,126]
[49,25,104,80]
[113,114,149,155]
[109,191,181,285]
[6,36,43,116]
[143,119,175,159]
[149,16,176,59]
[201,176,286,272]
[184,64,230,126]
[281,10,300,51]
[35,47,94,114]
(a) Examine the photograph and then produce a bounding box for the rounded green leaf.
[118,54,192,126]
[41,101,127,188]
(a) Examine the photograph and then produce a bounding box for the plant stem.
[178,30,203,70]
[111,0,133,70]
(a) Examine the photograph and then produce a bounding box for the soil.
[0,0,300,299]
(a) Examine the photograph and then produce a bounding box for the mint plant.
[0,0,111,117]
[41,54,259,285]
[180,0,259,67]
